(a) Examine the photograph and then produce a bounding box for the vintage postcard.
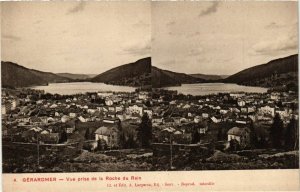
[1,1,299,191]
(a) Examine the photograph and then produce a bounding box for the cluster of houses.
[2,87,298,150]
[2,89,152,150]
[152,90,298,149]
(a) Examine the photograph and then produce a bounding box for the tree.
[191,129,200,144]
[117,120,122,131]
[126,134,136,148]
[286,82,297,92]
[284,117,299,150]
[119,132,126,149]
[97,139,107,151]
[270,113,283,148]
[208,139,216,153]
[229,139,240,151]
[59,130,68,143]
[217,127,224,141]
[137,113,152,148]
[84,128,90,140]
[249,120,258,148]
[145,100,151,107]
[257,135,267,149]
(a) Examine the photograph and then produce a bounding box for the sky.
[1,2,151,74]
[152,1,298,75]
[1,2,298,75]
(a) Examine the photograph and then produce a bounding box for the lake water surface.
[32,82,136,95]
[32,82,268,95]
[163,83,268,96]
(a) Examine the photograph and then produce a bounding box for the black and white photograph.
[2,1,152,173]
[1,0,299,178]
[151,1,299,171]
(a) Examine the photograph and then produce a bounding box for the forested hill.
[224,54,298,91]
[91,57,151,87]
[1,61,70,88]
[152,66,206,88]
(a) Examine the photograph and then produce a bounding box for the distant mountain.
[57,73,97,80]
[152,67,206,88]
[91,57,207,88]
[4,54,295,90]
[29,69,70,83]
[189,73,229,80]
[91,57,151,87]
[1,61,70,88]
[225,54,298,90]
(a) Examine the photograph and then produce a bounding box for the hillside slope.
[152,67,206,88]
[1,61,70,88]
[189,74,229,80]
[56,73,96,80]
[91,57,151,87]
[30,69,70,83]
[225,54,298,89]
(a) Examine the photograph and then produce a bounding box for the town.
[1,87,299,172]
[2,88,153,172]
[151,89,299,170]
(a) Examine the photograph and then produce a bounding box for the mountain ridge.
[224,54,298,90]
[91,57,151,87]
[2,54,298,90]
[189,73,229,80]
[91,57,206,88]
[152,66,206,88]
[56,73,97,80]
[1,61,71,88]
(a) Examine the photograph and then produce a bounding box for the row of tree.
[119,113,153,149]
[81,113,153,151]
[270,113,299,150]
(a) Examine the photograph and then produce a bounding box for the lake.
[32,82,268,95]
[31,82,136,95]
[163,83,268,96]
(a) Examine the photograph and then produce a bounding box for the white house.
[202,113,209,119]
[105,99,114,106]
[97,92,113,97]
[94,126,119,148]
[183,104,191,109]
[227,127,251,148]
[128,104,143,116]
[276,108,290,119]
[270,92,280,100]
[211,116,222,123]
[87,108,96,114]
[10,99,18,110]
[61,115,70,123]
[259,105,275,117]
[144,109,153,118]
[238,100,246,107]
[78,116,87,122]
[69,112,77,118]
[50,104,58,109]
[220,109,229,115]
[138,92,149,100]
[152,117,163,124]
[194,116,201,123]
[1,104,7,115]
[230,93,245,99]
